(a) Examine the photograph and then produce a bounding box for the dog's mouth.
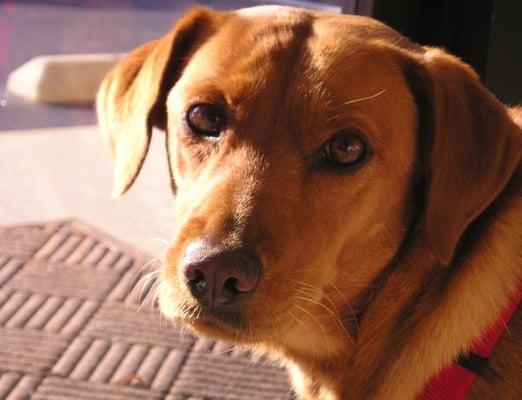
[158,276,298,343]
[189,303,246,329]
[158,282,253,337]
[187,307,251,340]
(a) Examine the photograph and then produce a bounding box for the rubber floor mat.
[0,220,293,399]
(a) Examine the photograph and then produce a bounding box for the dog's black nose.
[182,241,261,307]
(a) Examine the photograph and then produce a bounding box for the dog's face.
[97,6,520,359]
[162,9,418,347]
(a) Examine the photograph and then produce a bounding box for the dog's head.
[97,6,520,358]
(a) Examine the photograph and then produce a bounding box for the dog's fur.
[97,6,522,399]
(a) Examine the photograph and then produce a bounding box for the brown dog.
[97,6,522,399]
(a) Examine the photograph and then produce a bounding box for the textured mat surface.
[0,220,293,399]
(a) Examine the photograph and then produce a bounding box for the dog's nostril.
[223,277,240,294]
[191,269,203,281]
[186,269,206,292]
[194,278,207,293]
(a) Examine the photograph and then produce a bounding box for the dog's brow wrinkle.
[343,89,387,105]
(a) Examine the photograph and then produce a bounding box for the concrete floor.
[0,125,175,256]
[0,126,175,255]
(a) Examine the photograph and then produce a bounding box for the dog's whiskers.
[128,258,162,313]
[285,308,318,370]
[135,270,161,312]
[289,279,360,340]
[287,309,306,330]
[295,304,331,365]
[330,282,359,339]
[136,257,162,274]
[289,279,355,343]
[294,292,354,344]
[288,279,322,294]
[147,236,170,246]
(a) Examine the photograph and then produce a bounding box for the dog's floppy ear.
[413,48,521,265]
[96,8,226,197]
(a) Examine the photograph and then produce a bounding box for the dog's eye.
[323,131,367,166]
[186,104,225,137]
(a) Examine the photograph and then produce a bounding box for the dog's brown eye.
[186,104,225,137]
[324,131,367,166]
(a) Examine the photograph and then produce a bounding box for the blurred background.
[1,0,520,255]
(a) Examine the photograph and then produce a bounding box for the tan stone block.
[6,53,121,104]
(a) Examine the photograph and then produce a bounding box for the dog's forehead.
[172,8,415,142]
[233,7,404,41]
[183,10,400,89]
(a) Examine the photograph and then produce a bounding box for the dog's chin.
[159,293,259,343]
[186,312,249,342]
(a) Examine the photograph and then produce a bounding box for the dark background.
[350,0,522,106]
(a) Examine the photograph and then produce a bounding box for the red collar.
[420,281,522,400]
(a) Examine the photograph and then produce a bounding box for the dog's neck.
[264,169,522,400]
